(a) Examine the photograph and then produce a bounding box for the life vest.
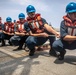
[26,13,44,33]
[4,22,14,33]
[16,20,26,33]
[63,15,76,36]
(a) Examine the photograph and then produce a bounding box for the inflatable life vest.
[63,15,76,36]
[4,22,14,33]
[26,13,44,33]
[16,20,26,33]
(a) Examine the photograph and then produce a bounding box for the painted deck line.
[0,48,28,58]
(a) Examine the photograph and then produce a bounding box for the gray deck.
[0,44,76,75]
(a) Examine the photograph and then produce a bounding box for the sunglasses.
[28,12,35,15]
[69,12,76,15]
